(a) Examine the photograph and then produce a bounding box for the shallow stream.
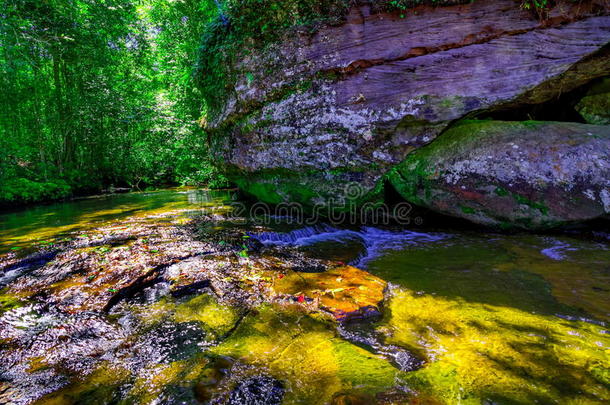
[0,189,608,404]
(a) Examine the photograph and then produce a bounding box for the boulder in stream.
[387,120,610,228]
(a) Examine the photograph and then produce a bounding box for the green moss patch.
[211,304,403,403]
[0,292,24,315]
[381,289,610,404]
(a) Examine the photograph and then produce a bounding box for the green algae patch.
[132,293,240,340]
[233,176,286,205]
[211,304,403,404]
[0,291,23,315]
[381,289,610,404]
[126,355,210,404]
[496,236,610,321]
[364,240,585,318]
[33,363,131,405]
[232,168,384,210]
[174,294,240,337]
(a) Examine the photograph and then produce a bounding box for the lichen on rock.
[387,120,610,228]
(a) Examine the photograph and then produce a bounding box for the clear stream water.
[0,189,608,404]
[0,189,233,254]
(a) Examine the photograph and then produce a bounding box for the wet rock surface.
[0,207,413,404]
[228,376,284,405]
[270,265,387,321]
[1,191,609,404]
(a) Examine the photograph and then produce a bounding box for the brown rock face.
[208,0,610,223]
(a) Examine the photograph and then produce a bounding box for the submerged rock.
[208,0,610,221]
[271,265,387,321]
[331,392,375,405]
[381,288,610,403]
[193,356,234,402]
[388,120,610,229]
[210,304,403,404]
[228,376,284,405]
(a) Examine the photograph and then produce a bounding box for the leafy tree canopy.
[0,0,226,205]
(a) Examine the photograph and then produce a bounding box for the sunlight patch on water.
[380,288,610,404]
[0,188,234,253]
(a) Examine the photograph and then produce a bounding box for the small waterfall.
[251,224,364,247]
[353,227,448,268]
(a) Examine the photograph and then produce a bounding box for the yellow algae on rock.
[272,265,387,320]
[0,291,23,315]
[33,363,130,405]
[211,304,402,404]
[174,294,240,337]
[130,293,240,340]
[126,356,209,404]
[381,289,610,404]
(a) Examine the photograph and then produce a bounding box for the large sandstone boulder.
[206,0,610,226]
[387,120,610,228]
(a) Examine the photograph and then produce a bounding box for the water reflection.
[0,188,234,253]
[250,224,610,322]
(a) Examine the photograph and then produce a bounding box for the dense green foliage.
[195,0,351,118]
[387,0,554,12]
[0,0,228,205]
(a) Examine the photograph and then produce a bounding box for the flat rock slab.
[271,265,387,321]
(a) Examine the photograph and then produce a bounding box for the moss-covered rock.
[576,77,610,125]
[231,168,384,209]
[211,304,404,404]
[387,120,610,229]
